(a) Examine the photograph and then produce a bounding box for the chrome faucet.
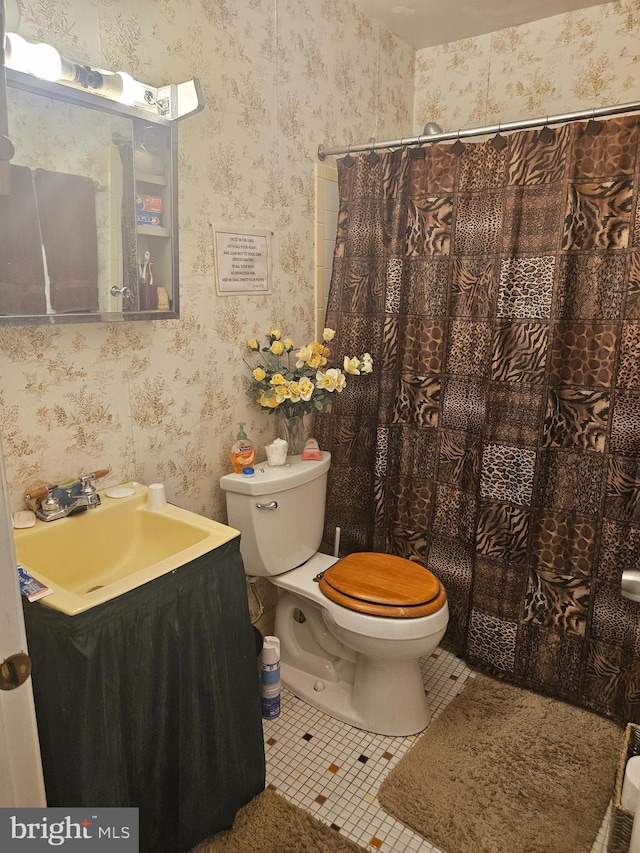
[25,469,109,522]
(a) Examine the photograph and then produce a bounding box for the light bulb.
[115,71,149,106]
[4,33,62,82]
[4,32,31,72]
[30,43,62,81]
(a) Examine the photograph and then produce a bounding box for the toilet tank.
[220,452,331,577]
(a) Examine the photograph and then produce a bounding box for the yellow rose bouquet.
[245,327,372,418]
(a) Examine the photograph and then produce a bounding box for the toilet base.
[281,654,431,737]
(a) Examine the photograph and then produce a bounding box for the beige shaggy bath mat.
[192,787,366,853]
[379,673,622,853]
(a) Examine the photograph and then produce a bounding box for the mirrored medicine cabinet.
[0,67,195,325]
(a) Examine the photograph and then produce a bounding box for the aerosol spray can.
[261,636,281,719]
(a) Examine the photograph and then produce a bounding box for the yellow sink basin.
[14,482,239,616]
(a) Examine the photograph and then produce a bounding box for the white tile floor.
[263,645,612,852]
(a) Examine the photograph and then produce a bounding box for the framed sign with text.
[213,226,272,295]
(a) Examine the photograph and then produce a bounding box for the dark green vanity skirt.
[23,537,266,853]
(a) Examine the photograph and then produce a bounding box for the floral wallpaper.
[414,1,640,134]
[0,0,413,522]
[2,0,638,543]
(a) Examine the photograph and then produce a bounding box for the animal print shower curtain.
[316,117,640,723]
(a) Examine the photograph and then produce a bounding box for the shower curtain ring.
[452,129,464,156]
[586,107,602,136]
[492,121,507,152]
[540,115,555,143]
[344,143,355,166]
[367,136,380,164]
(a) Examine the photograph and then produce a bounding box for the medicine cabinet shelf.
[136,171,168,186]
[138,225,171,238]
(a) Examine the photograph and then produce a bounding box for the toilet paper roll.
[622,755,640,812]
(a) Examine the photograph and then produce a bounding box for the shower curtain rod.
[317,99,640,160]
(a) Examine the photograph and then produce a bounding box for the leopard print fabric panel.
[480,444,537,506]
[453,190,504,255]
[467,610,517,673]
[497,256,555,319]
[611,391,640,453]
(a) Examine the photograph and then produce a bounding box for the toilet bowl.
[220,452,449,736]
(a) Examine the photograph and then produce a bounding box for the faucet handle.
[23,484,60,515]
[24,483,57,502]
[78,468,110,494]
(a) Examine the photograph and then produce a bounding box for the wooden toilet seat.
[318,552,447,618]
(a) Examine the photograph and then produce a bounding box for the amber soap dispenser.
[230,422,256,473]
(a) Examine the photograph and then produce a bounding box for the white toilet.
[220,451,448,736]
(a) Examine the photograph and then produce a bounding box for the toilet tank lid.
[220,451,331,495]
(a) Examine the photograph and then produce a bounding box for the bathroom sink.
[13,482,239,616]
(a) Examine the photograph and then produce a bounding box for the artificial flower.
[361,353,373,374]
[298,377,314,401]
[295,346,312,367]
[244,328,372,418]
[258,391,279,408]
[343,356,361,375]
[316,368,346,392]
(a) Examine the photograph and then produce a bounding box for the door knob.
[0,652,32,690]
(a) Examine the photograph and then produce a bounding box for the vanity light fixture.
[4,33,157,108]
[3,32,203,120]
